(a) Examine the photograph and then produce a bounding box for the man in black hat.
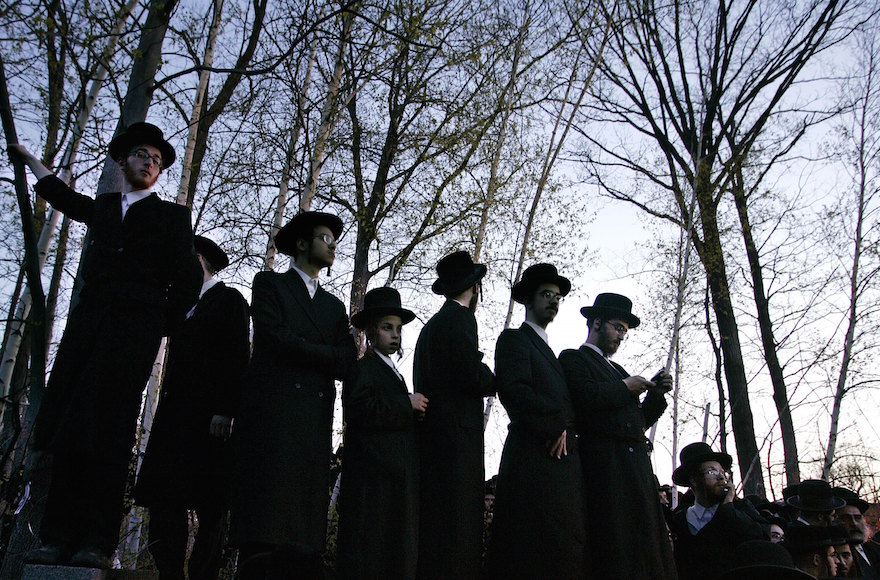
[787,480,845,527]
[833,486,880,579]
[486,264,586,579]
[134,235,250,579]
[229,211,357,578]
[414,250,495,579]
[11,123,202,568]
[668,442,768,579]
[785,523,848,578]
[559,293,676,578]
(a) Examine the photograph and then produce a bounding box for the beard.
[121,158,158,190]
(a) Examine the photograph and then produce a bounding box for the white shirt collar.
[291,264,319,299]
[523,321,549,344]
[376,351,403,380]
[584,342,609,359]
[199,277,219,299]
[686,502,719,534]
[121,188,151,218]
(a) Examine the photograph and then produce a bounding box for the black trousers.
[148,503,226,580]
[236,543,324,579]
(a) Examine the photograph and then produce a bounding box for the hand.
[722,479,736,504]
[410,393,428,414]
[649,369,673,393]
[209,415,233,440]
[623,375,654,395]
[548,431,567,459]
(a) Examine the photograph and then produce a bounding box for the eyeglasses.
[129,149,163,167]
[700,467,731,480]
[313,233,337,246]
[769,531,784,541]
[537,290,565,303]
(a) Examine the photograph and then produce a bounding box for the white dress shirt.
[291,264,319,299]
[121,189,151,219]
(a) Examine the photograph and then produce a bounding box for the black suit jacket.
[413,298,494,579]
[230,269,356,551]
[135,281,251,506]
[32,175,201,459]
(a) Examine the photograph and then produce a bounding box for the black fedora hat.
[194,235,229,272]
[431,250,487,297]
[275,211,344,256]
[717,540,814,580]
[831,486,870,514]
[784,523,849,552]
[786,479,845,512]
[579,293,640,328]
[108,122,176,167]
[672,442,733,486]
[511,263,571,304]
[351,287,416,330]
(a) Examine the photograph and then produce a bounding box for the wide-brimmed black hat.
[831,486,870,514]
[785,479,845,512]
[672,442,733,486]
[511,263,571,304]
[108,122,176,167]
[275,211,344,256]
[579,292,640,328]
[351,287,416,329]
[194,235,229,272]
[717,540,814,580]
[431,250,487,296]
[784,523,848,553]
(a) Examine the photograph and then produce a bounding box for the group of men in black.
[8,122,877,579]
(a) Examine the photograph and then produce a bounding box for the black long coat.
[337,352,419,579]
[32,175,201,461]
[559,345,677,579]
[413,299,495,580]
[486,324,586,579]
[229,270,357,552]
[134,281,251,508]
[669,499,768,579]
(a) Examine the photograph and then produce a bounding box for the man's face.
[838,505,868,544]
[119,144,162,190]
[691,460,730,505]
[593,318,628,356]
[835,543,854,576]
[307,224,336,269]
[526,283,561,328]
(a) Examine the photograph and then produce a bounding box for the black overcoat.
[229,270,356,552]
[413,299,495,580]
[486,324,586,579]
[559,345,678,579]
[336,352,419,579]
[669,499,768,579]
[32,175,201,461]
[134,281,251,507]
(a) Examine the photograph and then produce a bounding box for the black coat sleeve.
[212,288,251,417]
[343,356,413,430]
[449,306,495,397]
[34,175,96,224]
[163,205,202,334]
[559,349,633,412]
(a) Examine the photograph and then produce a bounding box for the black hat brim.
[351,307,416,330]
[194,236,229,271]
[512,273,571,304]
[108,122,176,168]
[580,305,641,328]
[431,264,487,296]
[275,212,344,256]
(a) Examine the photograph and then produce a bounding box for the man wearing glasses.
[229,211,356,578]
[559,293,677,578]
[10,122,202,568]
[668,442,768,579]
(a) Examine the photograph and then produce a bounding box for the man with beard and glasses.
[834,486,880,579]
[10,123,202,569]
[229,211,357,578]
[486,264,587,579]
[414,250,495,579]
[668,442,769,579]
[559,293,677,579]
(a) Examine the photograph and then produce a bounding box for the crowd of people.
[8,121,878,579]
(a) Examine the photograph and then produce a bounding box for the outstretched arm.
[8,145,52,180]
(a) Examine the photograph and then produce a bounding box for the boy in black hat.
[229,211,357,578]
[486,264,587,579]
[833,486,880,579]
[414,250,495,579]
[134,235,250,579]
[559,293,676,579]
[668,442,768,579]
[11,123,202,568]
[785,523,849,578]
